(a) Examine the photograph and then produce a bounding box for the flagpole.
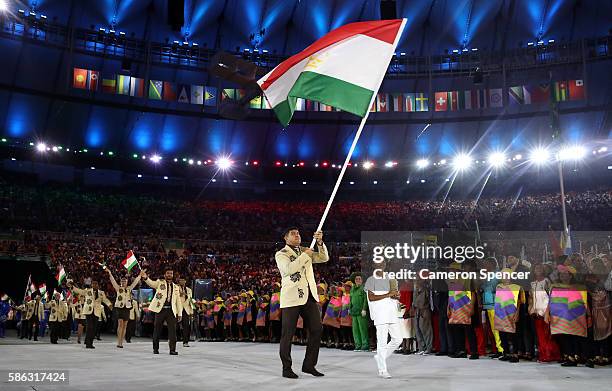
[23,274,32,301]
[310,18,407,248]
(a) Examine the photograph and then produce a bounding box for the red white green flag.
[121,250,138,272]
[56,265,66,284]
[38,283,47,295]
[258,19,406,126]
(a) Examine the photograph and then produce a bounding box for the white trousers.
[375,322,403,370]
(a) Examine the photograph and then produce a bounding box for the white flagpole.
[310,19,407,248]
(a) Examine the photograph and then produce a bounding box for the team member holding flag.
[104,250,142,348]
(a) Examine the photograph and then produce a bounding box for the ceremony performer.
[140,268,183,355]
[105,267,141,348]
[45,291,68,344]
[365,260,403,379]
[275,228,328,379]
[67,279,113,349]
[178,277,194,347]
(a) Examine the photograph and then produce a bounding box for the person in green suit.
[349,272,369,351]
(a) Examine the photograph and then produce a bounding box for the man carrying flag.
[67,276,113,349]
[259,18,406,378]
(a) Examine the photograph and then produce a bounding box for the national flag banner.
[204,86,217,106]
[221,88,235,102]
[434,91,448,111]
[148,80,163,100]
[458,90,472,110]
[415,92,428,111]
[376,93,389,112]
[391,93,403,112]
[319,102,334,111]
[448,91,459,111]
[116,74,131,95]
[305,99,319,111]
[568,79,585,100]
[56,265,66,284]
[129,77,145,97]
[249,95,263,109]
[526,83,551,103]
[553,81,568,102]
[30,282,37,294]
[121,250,138,272]
[236,89,246,101]
[508,86,531,105]
[38,283,46,295]
[404,93,415,112]
[191,85,204,104]
[73,68,99,91]
[473,89,488,109]
[177,84,191,103]
[257,19,406,126]
[488,88,503,108]
[262,96,271,109]
[102,78,116,94]
[163,82,177,101]
[294,97,305,111]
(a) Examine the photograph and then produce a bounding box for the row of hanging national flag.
[73,68,585,112]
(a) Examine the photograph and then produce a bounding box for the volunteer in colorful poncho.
[255,294,270,342]
[212,296,226,341]
[340,281,354,350]
[269,284,281,343]
[322,285,341,348]
[528,264,560,362]
[494,268,525,363]
[447,262,479,359]
[584,257,611,367]
[480,257,504,358]
[545,264,589,367]
[317,283,329,346]
[349,273,369,352]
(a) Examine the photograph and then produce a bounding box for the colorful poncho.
[494,284,521,333]
[269,293,281,321]
[256,303,268,327]
[549,284,588,337]
[448,290,473,325]
[323,296,342,328]
[340,293,352,327]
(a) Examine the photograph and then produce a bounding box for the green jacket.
[349,284,368,316]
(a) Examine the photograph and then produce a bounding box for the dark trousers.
[126,320,136,342]
[181,310,191,343]
[153,307,177,352]
[28,317,40,340]
[435,294,452,353]
[85,314,97,347]
[451,324,477,355]
[499,331,519,354]
[20,318,29,339]
[279,293,322,372]
[49,321,61,343]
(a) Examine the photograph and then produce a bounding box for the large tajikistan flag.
[258,19,406,126]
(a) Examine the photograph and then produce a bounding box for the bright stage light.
[384,161,397,168]
[416,159,429,169]
[0,1,8,12]
[452,153,472,170]
[488,152,506,167]
[558,145,587,161]
[188,159,194,165]
[363,161,374,170]
[529,147,550,165]
[217,157,232,169]
[52,146,58,152]
[36,143,47,152]
[150,154,162,163]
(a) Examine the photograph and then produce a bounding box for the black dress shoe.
[153,350,159,354]
[435,351,448,356]
[469,354,479,360]
[451,352,467,358]
[85,345,95,349]
[282,370,299,379]
[302,368,324,377]
[169,351,178,355]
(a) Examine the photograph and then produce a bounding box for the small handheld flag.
[121,250,139,272]
[56,265,66,284]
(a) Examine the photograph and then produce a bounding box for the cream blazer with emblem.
[143,278,183,317]
[45,299,69,322]
[275,243,329,308]
[70,287,112,318]
[21,299,44,321]
[108,273,141,308]
[71,295,86,320]
[129,299,140,320]
[179,286,194,316]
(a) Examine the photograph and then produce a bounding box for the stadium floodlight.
[0,1,8,12]
[488,151,506,167]
[188,159,194,165]
[216,157,232,170]
[529,147,550,165]
[416,158,429,169]
[384,161,396,168]
[558,145,587,161]
[150,154,162,163]
[36,143,47,152]
[363,161,374,170]
[452,153,472,170]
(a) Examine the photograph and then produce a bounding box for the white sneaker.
[379,370,392,379]
[373,354,385,373]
